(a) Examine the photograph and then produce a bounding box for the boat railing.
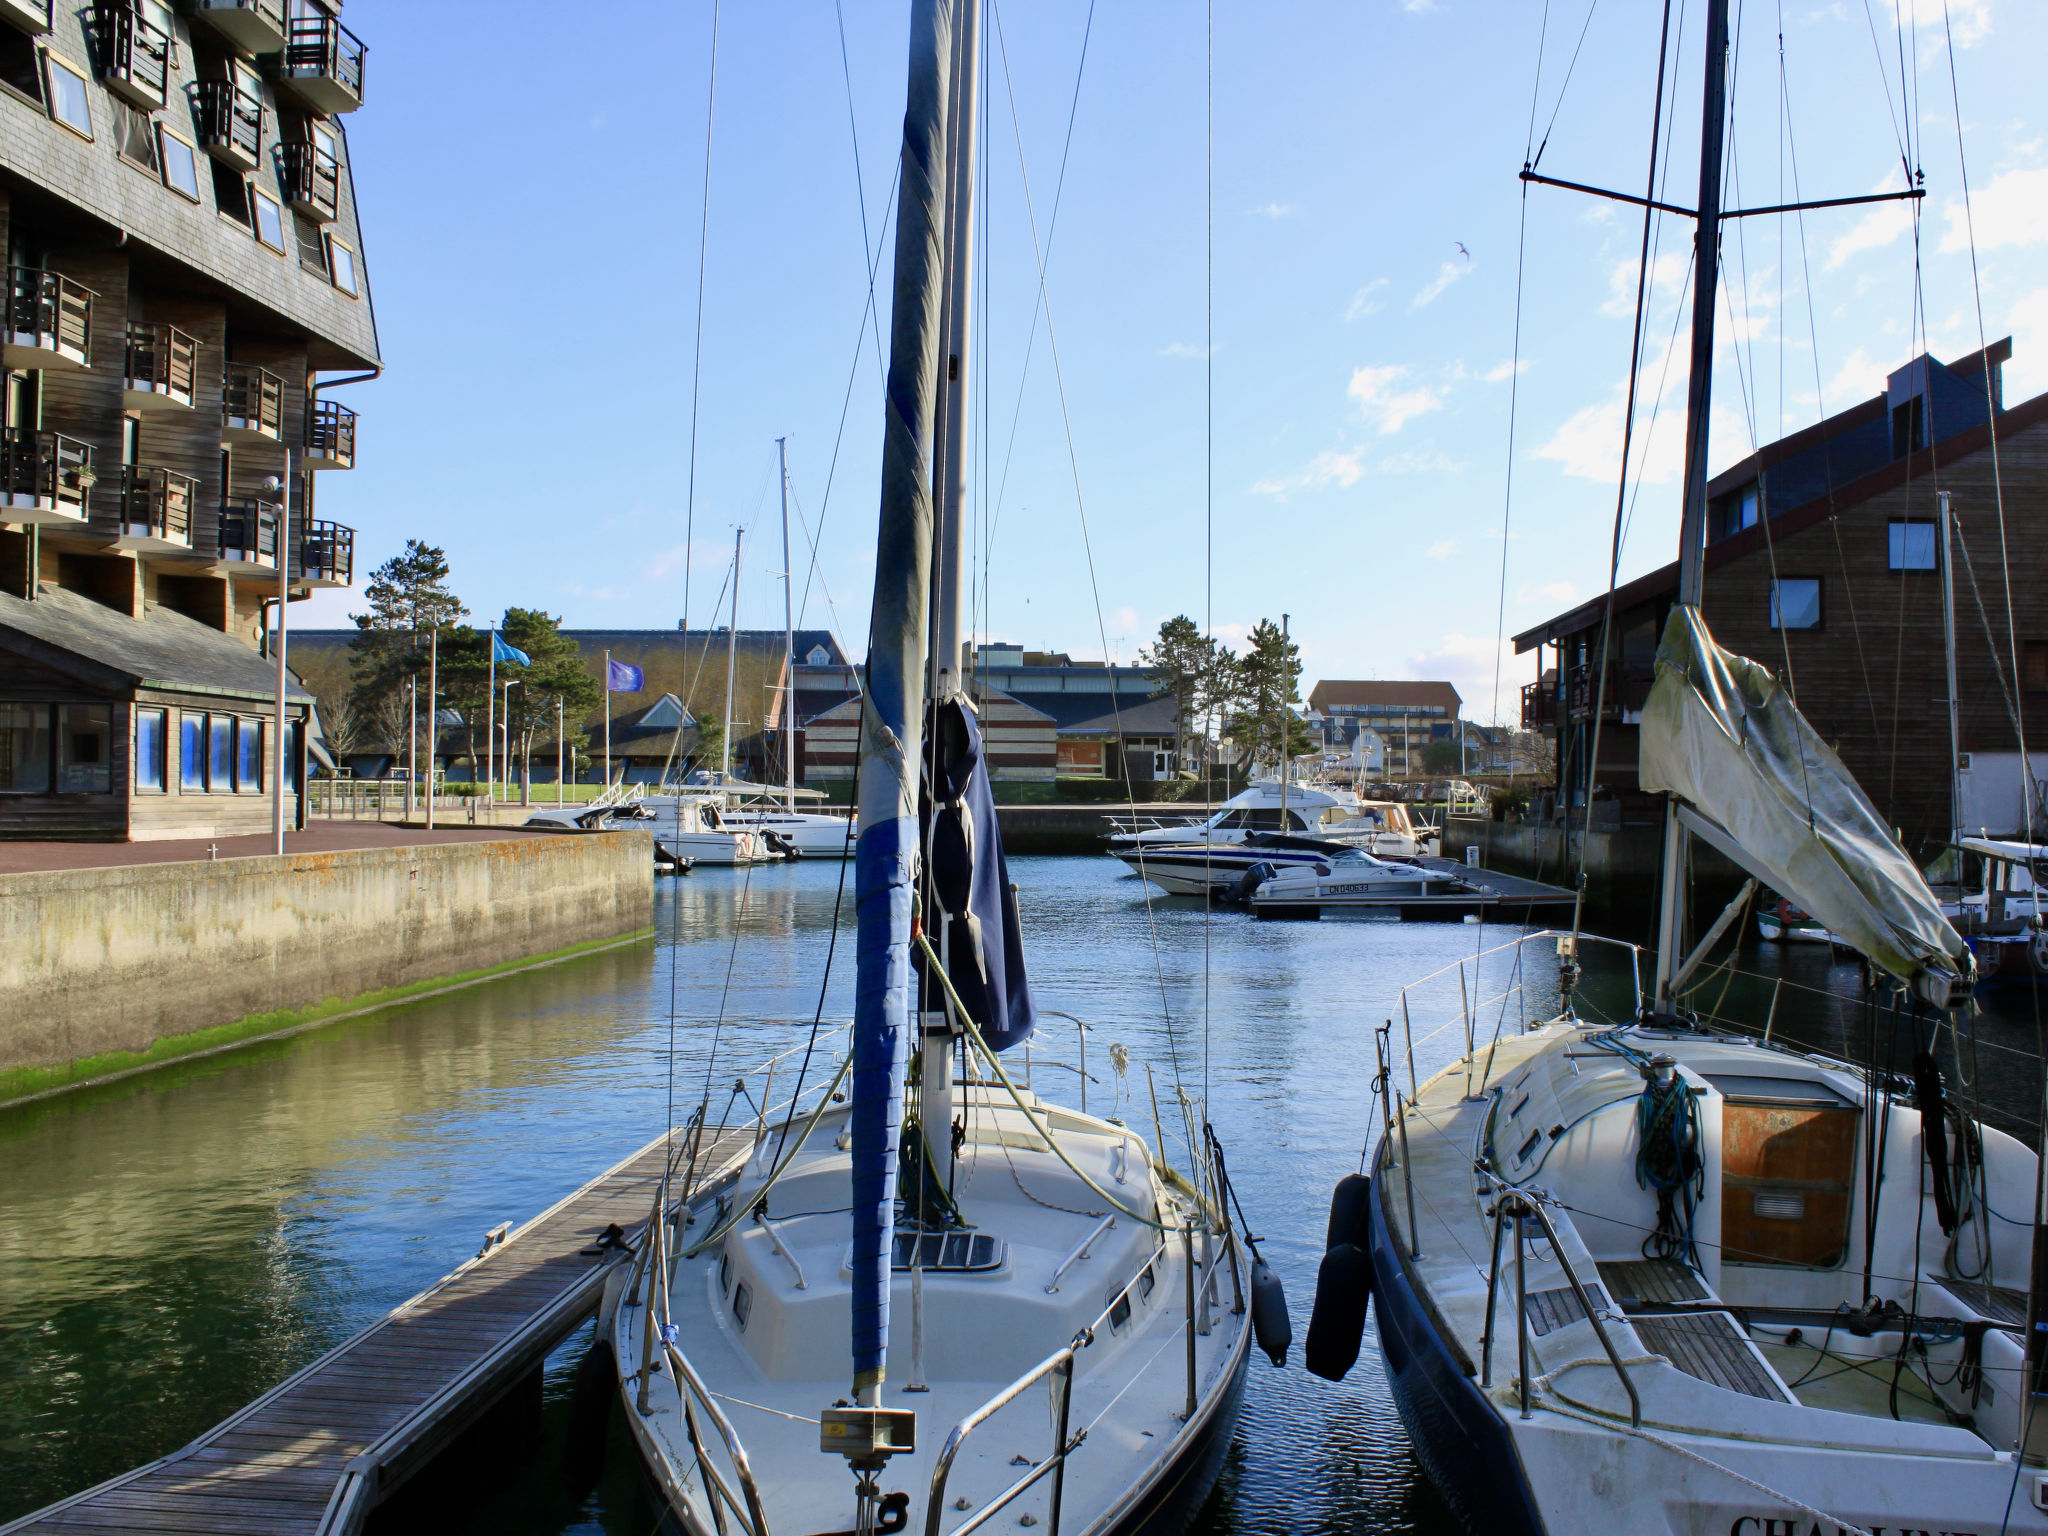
[1478,1183,1640,1428]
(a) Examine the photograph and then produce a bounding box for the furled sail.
[916,697,1035,1050]
[1638,607,1970,1007]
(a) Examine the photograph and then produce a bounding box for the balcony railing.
[305,399,355,470]
[0,0,51,38]
[119,467,196,548]
[193,78,264,172]
[1520,681,1558,731]
[217,499,280,570]
[277,9,363,114]
[189,0,285,55]
[0,428,92,522]
[92,0,171,111]
[4,267,93,370]
[123,322,200,411]
[278,140,340,222]
[298,520,353,586]
[222,362,283,442]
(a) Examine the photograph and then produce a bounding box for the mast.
[1651,0,1730,1011]
[849,0,952,1410]
[722,528,742,783]
[929,0,979,701]
[780,437,796,811]
[1940,490,1961,850]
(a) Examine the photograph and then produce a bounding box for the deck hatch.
[891,1231,1005,1272]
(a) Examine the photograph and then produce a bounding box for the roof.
[1307,679,1463,713]
[0,586,312,704]
[1024,693,1180,735]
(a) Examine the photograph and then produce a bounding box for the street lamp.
[261,466,290,856]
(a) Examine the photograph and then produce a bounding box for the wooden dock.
[2,1127,755,1536]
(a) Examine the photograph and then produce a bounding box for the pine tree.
[1137,614,1221,772]
[499,608,602,789]
[1221,619,1314,772]
[346,541,468,756]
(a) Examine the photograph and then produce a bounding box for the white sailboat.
[1304,8,2042,1532]
[608,7,1277,1533]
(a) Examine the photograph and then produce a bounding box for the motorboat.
[1113,832,1367,899]
[1246,846,1484,917]
[1753,896,1842,946]
[1315,798,1439,858]
[1944,836,2048,982]
[524,791,785,866]
[1105,778,1357,851]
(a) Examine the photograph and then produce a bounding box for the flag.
[492,632,531,667]
[607,659,644,693]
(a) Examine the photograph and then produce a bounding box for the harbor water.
[1,854,2035,1533]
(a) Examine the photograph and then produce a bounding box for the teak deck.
[2,1127,755,1536]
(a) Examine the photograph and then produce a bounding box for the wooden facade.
[804,689,1059,783]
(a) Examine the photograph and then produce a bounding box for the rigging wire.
[1202,0,1212,1125]
[678,0,722,649]
[1527,0,1602,173]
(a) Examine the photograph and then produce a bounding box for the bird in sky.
[1455,242,1471,261]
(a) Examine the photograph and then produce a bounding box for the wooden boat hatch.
[1711,1076,1858,1269]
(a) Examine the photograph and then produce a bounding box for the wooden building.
[1306,680,1462,778]
[803,688,1058,783]
[0,0,375,837]
[1516,340,2039,862]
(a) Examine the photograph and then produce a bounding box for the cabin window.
[209,715,232,789]
[326,235,357,296]
[135,709,166,793]
[180,712,205,790]
[44,53,92,140]
[1108,1294,1132,1333]
[236,718,263,792]
[0,703,51,793]
[890,1231,1005,1272]
[1768,578,1822,632]
[1137,1264,1155,1302]
[58,705,112,793]
[732,1281,752,1331]
[1888,520,1937,571]
[159,127,201,202]
[252,190,287,253]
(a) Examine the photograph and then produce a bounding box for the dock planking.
[2,1127,758,1536]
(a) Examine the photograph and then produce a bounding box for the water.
[0,856,2036,1533]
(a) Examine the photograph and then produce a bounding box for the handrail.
[1043,1215,1115,1294]
[924,1345,1078,1536]
[751,1209,807,1290]
[662,1340,772,1536]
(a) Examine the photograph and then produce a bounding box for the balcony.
[0,0,50,37]
[123,322,200,412]
[278,140,339,222]
[193,78,263,173]
[275,10,363,115]
[4,268,93,371]
[1520,681,1558,732]
[296,519,353,586]
[189,0,285,54]
[215,499,280,573]
[222,362,283,443]
[92,0,171,112]
[0,428,92,524]
[304,399,354,470]
[114,467,197,551]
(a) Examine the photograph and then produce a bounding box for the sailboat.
[1304,7,2047,1533]
[607,6,1277,1532]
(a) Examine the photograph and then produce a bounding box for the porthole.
[733,1282,752,1331]
[1108,1294,1132,1333]
[1137,1265,1155,1302]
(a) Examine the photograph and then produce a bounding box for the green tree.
[1138,615,1222,772]
[499,607,602,792]
[1421,738,1464,775]
[1221,619,1314,772]
[347,541,468,757]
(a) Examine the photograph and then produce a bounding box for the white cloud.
[1424,538,1460,560]
[1401,0,1440,12]
[1826,177,1916,270]
[1250,449,1365,500]
[1933,0,1990,46]
[1407,633,1532,726]
[1601,252,1689,317]
[1484,359,1532,383]
[1376,447,1463,474]
[1517,580,1578,606]
[2003,287,2048,400]
[1348,364,1446,434]
[1826,346,1887,404]
[1248,201,1295,219]
[1941,165,2048,254]
[1158,341,1215,359]
[1411,260,1469,309]
[1344,278,1389,322]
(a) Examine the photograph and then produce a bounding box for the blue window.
[180,713,205,790]
[1769,578,1823,632]
[135,709,166,793]
[209,716,232,789]
[236,718,263,793]
[1889,520,1937,571]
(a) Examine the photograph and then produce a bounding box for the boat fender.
[1911,1051,1957,1235]
[1247,1256,1292,1367]
[1304,1242,1374,1382]
[1324,1173,1372,1251]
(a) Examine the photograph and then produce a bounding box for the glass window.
[114,100,158,170]
[57,705,112,793]
[326,236,357,296]
[209,715,232,789]
[135,709,166,793]
[252,190,286,253]
[236,717,263,792]
[1889,520,1938,571]
[1769,578,1823,631]
[159,129,200,202]
[180,712,205,790]
[0,703,50,793]
[44,54,91,138]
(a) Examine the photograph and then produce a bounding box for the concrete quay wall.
[1444,816,1747,935]
[0,832,654,1078]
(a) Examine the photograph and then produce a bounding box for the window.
[180,712,205,790]
[212,160,251,226]
[294,212,327,275]
[209,714,232,789]
[0,27,42,105]
[44,53,92,139]
[732,1281,751,1331]
[57,705,112,793]
[135,708,166,793]
[251,189,286,252]
[1889,520,1938,571]
[1769,577,1823,631]
[113,100,157,171]
[236,717,263,792]
[0,703,51,793]
[159,127,201,202]
[326,234,357,296]
[1723,486,1761,539]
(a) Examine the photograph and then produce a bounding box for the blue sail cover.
[916,698,1035,1050]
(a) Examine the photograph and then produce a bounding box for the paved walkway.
[0,823,549,875]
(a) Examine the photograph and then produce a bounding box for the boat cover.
[915,697,1035,1050]
[1638,608,1969,1007]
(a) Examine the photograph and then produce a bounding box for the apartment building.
[0,0,374,838]
[1306,679,1462,778]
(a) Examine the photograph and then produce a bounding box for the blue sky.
[302,0,2043,721]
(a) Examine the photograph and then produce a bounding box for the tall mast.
[722,528,741,782]
[850,0,952,1409]
[780,437,796,811]
[1651,0,1730,1010]
[929,0,979,700]
[1940,490,1961,850]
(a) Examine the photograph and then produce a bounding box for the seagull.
[1455,242,1471,261]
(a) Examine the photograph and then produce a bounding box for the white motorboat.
[1105,779,1357,850]
[719,805,857,857]
[524,791,783,866]
[1316,798,1438,858]
[1944,837,2048,983]
[1246,845,1483,916]
[1112,833,1364,899]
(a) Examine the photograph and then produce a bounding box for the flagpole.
[604,648,613,790]
[557,696,565,806]
[426,628,437,831]
[486,625,497,806]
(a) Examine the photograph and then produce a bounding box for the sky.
[301,0,2046,722]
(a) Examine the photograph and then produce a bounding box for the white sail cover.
[1638,607,1969,1007]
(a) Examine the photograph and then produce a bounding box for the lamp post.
[406,673,417,822]
[262,463,292,856]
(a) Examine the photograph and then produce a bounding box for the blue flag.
[607,659,644,693]
[492,632,531,667]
